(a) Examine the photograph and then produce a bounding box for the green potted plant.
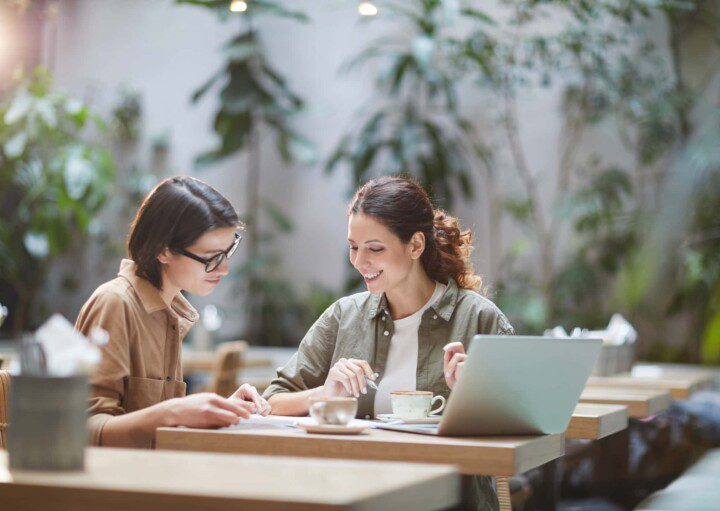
[178,0,320,345]
[0,67,115,333]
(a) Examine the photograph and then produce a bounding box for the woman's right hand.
[162,392,254,428]
[322,358,376,398]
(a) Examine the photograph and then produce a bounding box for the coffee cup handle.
[428,395,446,416]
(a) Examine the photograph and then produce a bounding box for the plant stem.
[668,11,692,143]
[245,114,262,341]
[502,84,555,317]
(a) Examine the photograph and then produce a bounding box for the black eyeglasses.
[172,233,242,273]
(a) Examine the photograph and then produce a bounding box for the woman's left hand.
[229,383,271,416]
[443,341,467,390]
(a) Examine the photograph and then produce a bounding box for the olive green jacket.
[264,278,515,419]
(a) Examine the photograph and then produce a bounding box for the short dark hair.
[127,176,241,288]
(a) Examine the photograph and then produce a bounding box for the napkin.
[34,314,102,376]
[544,313,638,346]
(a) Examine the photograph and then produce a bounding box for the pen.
[365,372,380,390]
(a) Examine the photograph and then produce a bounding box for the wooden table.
[157,423,563,477]
[0,448,459,511]
[579,386,671,418]
[565,403,628,440]
[586,375,702,400]
[633,362,718,385]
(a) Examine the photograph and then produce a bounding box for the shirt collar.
[118,259,199,322]
[430,278,459,321]
[368,278,460,322]
[368,292,388,319]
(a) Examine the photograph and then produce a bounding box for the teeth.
[364,271,381,279]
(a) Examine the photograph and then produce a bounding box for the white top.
[373,282,446,415]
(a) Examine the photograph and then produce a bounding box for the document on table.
[220,414,376,431]
[222,414,298,431]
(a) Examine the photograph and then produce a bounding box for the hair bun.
[430,209,482,291]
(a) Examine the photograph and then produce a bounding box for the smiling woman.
[74,176,270,449]
[263,175,514,511]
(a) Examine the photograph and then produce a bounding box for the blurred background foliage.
[493,0,720,364]
[0,1,717,363]
[326,0,719,363]
[0,67,114,332]
[178,0,325,346]
[326,0,494,209]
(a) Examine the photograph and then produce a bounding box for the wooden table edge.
[155,427,564,477]
[565,404,628,440]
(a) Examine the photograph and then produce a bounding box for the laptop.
[376,335,602,436]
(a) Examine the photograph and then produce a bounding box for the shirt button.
[365,415,371,419]
[383,331,389,336]
[165,376,171,382]
[433,315,438,320]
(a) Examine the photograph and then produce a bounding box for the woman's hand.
[163,392,254,428]
[230,383,271,416]
[322,358,376,398]
[443,341,467,390]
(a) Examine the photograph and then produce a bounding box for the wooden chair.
[208,341,248,398]
[0,370,10,449]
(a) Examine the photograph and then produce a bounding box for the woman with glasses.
[75,176,269,448]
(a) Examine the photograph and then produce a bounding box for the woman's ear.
[157,247,172,265]
[409,232,426,260]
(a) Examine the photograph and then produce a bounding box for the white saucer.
[297,423,368,435]
[376,414,441,425]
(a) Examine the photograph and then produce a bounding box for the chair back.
[0,370,11,449]
[210,341,248,398]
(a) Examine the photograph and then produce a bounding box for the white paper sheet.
[220,414,377,431]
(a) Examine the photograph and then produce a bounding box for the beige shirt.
[75,259,198,448]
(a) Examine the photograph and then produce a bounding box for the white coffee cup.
[308,396,358,426]
[390,390,446,420]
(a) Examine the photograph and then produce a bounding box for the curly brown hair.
[348,176,482,291]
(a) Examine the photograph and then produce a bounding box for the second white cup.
[390,390,445,420]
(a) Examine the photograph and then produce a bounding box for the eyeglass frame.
[171,232,242,273]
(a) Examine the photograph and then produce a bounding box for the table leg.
[496,477,511,511]
[446,475,501,511]
[594,428,630,482]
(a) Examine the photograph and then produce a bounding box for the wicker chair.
[208,341,248,398]
[0,370,10,449]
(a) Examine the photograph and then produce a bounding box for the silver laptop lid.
[438,335,602,436]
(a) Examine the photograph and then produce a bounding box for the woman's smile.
[362,269,383,283]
